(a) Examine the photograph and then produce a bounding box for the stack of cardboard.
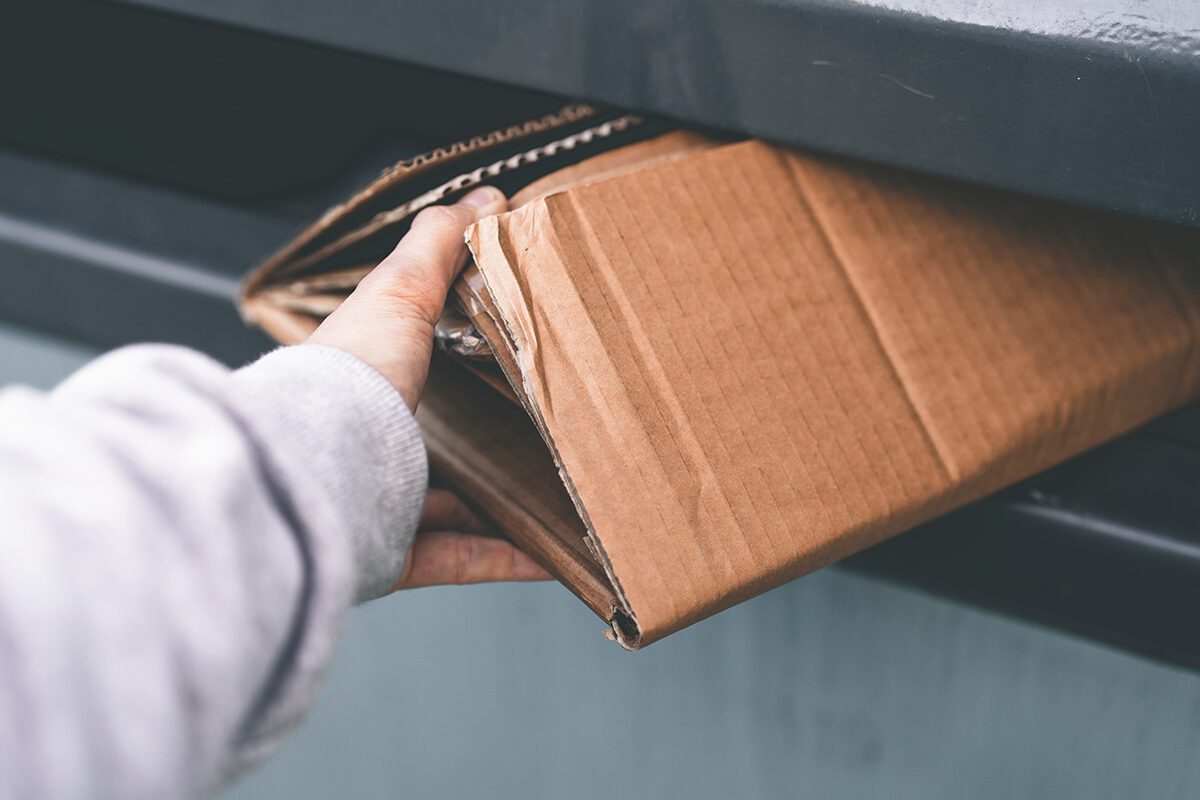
[243,106,1200,648]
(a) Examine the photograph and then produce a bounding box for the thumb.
[308,186,507,408]
[363,185,507,325]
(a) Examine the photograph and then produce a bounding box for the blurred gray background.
[2,319,1199,799]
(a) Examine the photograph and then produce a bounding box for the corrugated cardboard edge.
[238,298,317,345]
[239,102,600,314]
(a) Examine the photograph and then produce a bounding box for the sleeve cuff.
[231,345,428,601]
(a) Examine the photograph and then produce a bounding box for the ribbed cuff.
[231,345,428,601]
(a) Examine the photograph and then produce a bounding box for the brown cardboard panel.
[242,301,319,346]
[467,140,1200,646]
[453,359,520,405]
[417,356,620,622]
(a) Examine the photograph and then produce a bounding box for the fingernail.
[460,185,505,209]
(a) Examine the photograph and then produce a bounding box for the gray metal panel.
[114,0,1200,225]
[0,147,285,363]
[222,569,1200,800]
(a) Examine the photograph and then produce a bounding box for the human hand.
[307,186,550,588]
[308,185,507,410]
[392,488,551,590]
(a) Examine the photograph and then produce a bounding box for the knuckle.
[369,274,445,326]
[413,204,469,231]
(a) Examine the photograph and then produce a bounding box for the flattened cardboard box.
[243,110,1200,648]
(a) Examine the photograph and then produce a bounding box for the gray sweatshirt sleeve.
[0,343,427,799]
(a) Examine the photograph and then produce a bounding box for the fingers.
[358,186,507,327]
[396,490,550,590]
[394,532,553,590]
[307,185,508,409]
[418,488,491,536]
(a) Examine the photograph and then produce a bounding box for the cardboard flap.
[468,140,1200,646]
[417,356,619,622]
